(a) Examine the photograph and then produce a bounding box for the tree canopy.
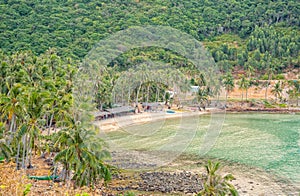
[0,0,299,62]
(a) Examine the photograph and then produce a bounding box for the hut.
[142,102,164,112]
[93,111,111,120]
[105,106,135,117]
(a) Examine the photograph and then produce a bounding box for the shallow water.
[105,113,300,187]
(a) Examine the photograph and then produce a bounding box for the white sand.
[95,110,209,132]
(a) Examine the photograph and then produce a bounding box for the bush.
[278,103,287,108]
[274,74,285,80]
[260,74,269,80]
[263,101,275,108]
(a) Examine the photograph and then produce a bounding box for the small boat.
[28,175,59,180]
[166,110,175,114]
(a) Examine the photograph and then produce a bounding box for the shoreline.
[226,107,300,113]
[106,150,300,195]
[95,107,300,132]
[95,110,210,132]
[96,109,300,195]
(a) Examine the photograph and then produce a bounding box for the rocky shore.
[226,107,300,113]
[110,171,203,194]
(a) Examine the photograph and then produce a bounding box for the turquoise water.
[105,113,300,185]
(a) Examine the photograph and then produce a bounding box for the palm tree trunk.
[265,84,269,101]
[127,87,131,105]
[7,115,16,146]
[26,136,32,168]
[21,134,27,169]
[9,114,15,133]
[136,83,142,105]
[16,142,21,170]
[155,86,159,102]
[146,84,150,109]
[241,91,244,102]
[265,74,271,101]
[121,89,124,105]
[48,112,54,136]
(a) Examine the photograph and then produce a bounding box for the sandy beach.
[95,110,210,132]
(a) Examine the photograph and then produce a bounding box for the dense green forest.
[0,0,299,72]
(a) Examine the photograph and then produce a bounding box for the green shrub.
[260,74,269,80]
[124,192,135,196]
[278,103,287,108]
[274,74,285,80]
[118,192,135,196]
[263,101,275,108]
[75,193,89,196]
[23,183,32,196]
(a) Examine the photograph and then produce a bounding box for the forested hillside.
[0,0,299,69]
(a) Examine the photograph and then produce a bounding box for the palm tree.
[196,88,209,111]
[54,119,111,187]
[222,72,235,103]
[198,160,238,196]
[0,122,12,161]
[287,80,300,106]
[134,64,150,106]
[271,82,282,103]
[264,53,275,101]
[0,84,26,135]
[238,75,250,102]
[197,73,207,87]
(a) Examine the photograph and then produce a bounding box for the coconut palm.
[287,80,300,106]
[271,82,282,103]
[196,88,209,110]
[0,83,26,134]
[54,119,111,187]
[198,160,238,196]
[0,122,12,161]
[264,54,275,101]
[222,72,234,103]
[238,75,250,102]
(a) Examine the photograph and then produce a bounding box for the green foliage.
[0,122,12,161]
[274,74,285,80]
[54,120,111,187]
[118,192,135,196]
[0,0,299,63]
[198,160,238,196]
[22,183,32,196]
[278,103,287,108]
[222,72,235,101]
[263,101,276,108]
[196,87,210,108]
[0,50,77,169]
[0,50,112,188]
[287,80,300,106]
[261,74,269,80]
[271,82,283,102]
[75,193,89,196]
